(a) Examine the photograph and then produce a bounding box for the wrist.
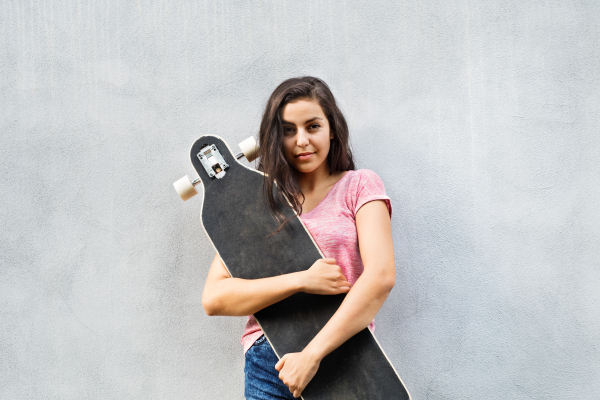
[293,270,307,293]
[303,341,326,362]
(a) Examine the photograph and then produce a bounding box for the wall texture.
[1,1,599,399]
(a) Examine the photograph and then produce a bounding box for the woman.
[201,77,396,399]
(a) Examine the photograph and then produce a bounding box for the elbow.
[201,292,220,316]
[381,275,395,295]
[203,304,217,317]
[202,301,216,317]
[363,265,396,296]
[379,269,396,295]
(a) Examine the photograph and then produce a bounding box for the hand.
[275,350,321,398]
[301,258,351,295]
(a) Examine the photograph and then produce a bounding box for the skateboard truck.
[174,136,259,201]
[198,144,229,179]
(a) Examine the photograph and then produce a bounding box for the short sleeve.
[352,169,392,218]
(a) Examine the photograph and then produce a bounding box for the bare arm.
[275,200,395,397]
[304,200,395,354]
[202,255,350,316]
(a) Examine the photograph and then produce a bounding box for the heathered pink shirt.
[241,169,392,353]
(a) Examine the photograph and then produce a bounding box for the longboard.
[174,135,411,400]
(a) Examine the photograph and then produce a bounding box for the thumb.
[275,355,286,371]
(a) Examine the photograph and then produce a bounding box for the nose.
[296,129,309,148]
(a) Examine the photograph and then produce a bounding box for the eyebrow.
[281,117,324,125]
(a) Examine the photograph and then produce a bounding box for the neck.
[296,162,332,194]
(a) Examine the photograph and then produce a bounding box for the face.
[281,99,333,175]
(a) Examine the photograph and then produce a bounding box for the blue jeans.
[244,335,295,400]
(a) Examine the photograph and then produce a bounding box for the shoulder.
[339,169,387,205]
[355,169,384,181]
[344,169,391,217]
[346,169,387,191]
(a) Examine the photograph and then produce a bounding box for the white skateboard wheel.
[239,136,259,162]
[173,175,198,201]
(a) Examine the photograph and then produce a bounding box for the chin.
[293,164,318,174]
[294,167,314,174]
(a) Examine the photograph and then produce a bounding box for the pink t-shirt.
[241,169,392,353]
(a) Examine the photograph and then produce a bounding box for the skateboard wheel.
[239,136,259,162]
[173,175,198,201]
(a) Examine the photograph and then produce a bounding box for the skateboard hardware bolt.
[198,144,229,179]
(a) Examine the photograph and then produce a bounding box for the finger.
[337,277,350,287]
[322,258,337,264]
[275,356,285,371]
[337,273,349,281]
[333,287,350,295]
[335,280,350,288]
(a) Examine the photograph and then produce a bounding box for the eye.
[308,123,320,130]
[283,126,296,136]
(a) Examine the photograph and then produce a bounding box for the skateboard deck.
[185,135,411,400]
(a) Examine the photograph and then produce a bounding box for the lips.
[295,152,314,160]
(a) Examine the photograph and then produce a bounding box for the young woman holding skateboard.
[201,76,396,399]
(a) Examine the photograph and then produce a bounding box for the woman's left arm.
[275,199,396,398]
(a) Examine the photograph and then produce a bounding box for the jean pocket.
[252,335,266,347]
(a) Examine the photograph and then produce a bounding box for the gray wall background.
[1,1,599,399]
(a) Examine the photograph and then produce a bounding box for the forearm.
[202,272,304,316]
[304,268,394,360]
[203,255,350,317]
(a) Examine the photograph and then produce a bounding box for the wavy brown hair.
[257,77,355,230]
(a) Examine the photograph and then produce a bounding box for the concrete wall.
[1,1,599,399]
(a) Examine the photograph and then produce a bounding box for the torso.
[241,169,391,353]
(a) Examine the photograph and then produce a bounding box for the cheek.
[282,139,295,160]
[321,136,332,157]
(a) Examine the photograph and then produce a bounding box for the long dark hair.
[257,77,355,229]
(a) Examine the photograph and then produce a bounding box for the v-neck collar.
[301,170,352,217]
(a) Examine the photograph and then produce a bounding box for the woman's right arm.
[202,254,350,316]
